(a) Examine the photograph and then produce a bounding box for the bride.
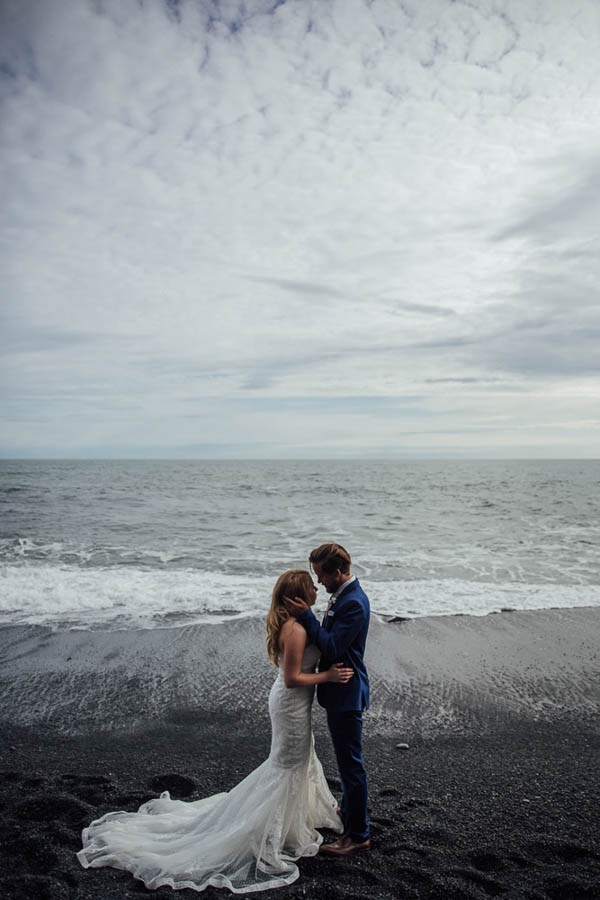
[77,569,353,893]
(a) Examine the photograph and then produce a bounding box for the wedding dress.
[77,643,342,893]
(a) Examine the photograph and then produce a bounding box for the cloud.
[1,0,599,457]
[492,157,600,246]
[242,275,345,299]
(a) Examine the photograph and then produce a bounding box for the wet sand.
[1,607,599,898]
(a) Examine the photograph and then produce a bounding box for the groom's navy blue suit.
[297,578,370,842]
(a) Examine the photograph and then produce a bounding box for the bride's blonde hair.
[266,569,314,667]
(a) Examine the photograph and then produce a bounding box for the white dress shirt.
[326,574,356,611]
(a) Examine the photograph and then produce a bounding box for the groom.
[285,542,371,855]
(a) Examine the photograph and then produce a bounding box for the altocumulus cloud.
[1,0,599,457]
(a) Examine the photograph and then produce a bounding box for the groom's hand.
[283,595,309,617]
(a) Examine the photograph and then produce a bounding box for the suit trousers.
[326,708,370,842]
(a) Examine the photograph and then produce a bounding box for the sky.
[1,0,599,459]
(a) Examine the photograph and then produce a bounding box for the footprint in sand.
[148,773,196,797]
[448,865,505,896]
[15,794,91,829]
[470,850,508,873]
[0,873,70,900]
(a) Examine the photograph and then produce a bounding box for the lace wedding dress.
[77,643,342,893]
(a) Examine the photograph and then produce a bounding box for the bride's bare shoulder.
[279,617,305,646]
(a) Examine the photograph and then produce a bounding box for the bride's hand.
[327,663,354,683]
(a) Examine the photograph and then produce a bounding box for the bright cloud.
[1,0,599,457]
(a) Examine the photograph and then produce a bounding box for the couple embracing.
[78,542,371,894]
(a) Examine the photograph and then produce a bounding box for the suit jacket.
[297,578,370,712]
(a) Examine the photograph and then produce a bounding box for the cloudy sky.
[1,0,599,458]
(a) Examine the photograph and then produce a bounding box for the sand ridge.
[1,606,599,735]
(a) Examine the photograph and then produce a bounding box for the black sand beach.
[1,608,599,899]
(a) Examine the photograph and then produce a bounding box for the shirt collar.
[330,574,356,604]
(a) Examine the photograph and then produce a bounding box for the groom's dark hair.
[309,542,351,575]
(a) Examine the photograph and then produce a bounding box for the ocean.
[0,459,598,630]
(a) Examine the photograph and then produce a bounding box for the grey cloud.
[411,264,600,378]
[243,277,455,318]
[493,159,600,245]
[488,330,599,376]
[442,307,600,378]
[2,0,599,456]
[2,322,108,354]
[389,300,455,317]
[413,334,485,350]
[424,376,504,384]
[242,275,345,299]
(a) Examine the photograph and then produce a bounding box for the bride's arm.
[280,621,353,689]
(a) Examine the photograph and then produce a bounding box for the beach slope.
[1,607,599,898]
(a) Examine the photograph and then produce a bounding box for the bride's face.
[307,580,318,606]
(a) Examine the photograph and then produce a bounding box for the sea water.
[0,459,598,630]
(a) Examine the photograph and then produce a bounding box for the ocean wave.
[0,537,233,570]
[2,535,598,588]
[1,562,598,631]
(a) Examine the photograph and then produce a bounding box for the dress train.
[77,643,341,893]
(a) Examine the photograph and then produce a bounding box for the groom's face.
[312,562,344,595]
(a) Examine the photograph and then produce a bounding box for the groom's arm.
[297,601,366,662]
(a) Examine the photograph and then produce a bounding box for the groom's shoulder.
[340,579,370,605]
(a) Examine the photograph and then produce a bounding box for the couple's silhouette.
[78,542,371,893]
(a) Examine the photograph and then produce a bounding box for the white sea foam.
[1,563,598,631]
[2,459,599,629]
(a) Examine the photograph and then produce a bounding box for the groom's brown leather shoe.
[319,835,371,856]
